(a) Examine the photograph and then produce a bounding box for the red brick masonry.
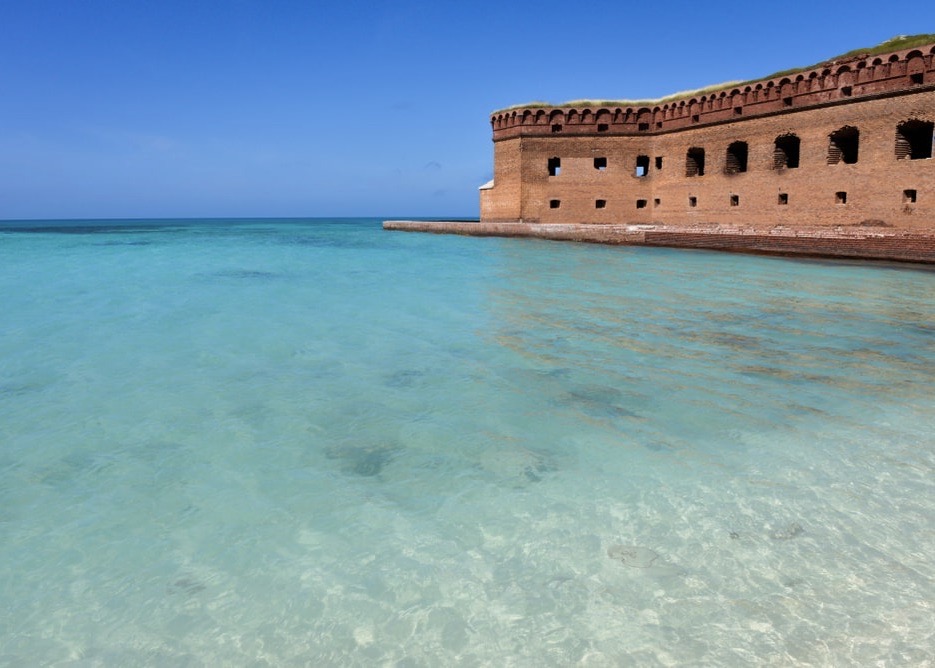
[382,220,935,264]
[387,41,935,263]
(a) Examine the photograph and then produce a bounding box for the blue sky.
[1,1,932,220]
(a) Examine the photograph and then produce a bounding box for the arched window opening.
[774,134,800,169]
[725,141,748,174]
[895,120,934,160]
[686,147,705,177]
[828,126,859,164]
[635,155,650,177]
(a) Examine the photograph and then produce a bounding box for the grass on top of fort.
[493,33,935,115]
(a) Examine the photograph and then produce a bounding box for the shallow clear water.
[1,218,933,665]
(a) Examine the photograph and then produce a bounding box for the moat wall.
[481,44,935,241]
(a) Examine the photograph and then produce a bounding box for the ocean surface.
[1,217,933,666]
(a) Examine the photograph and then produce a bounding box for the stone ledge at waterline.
[382,220,935,264]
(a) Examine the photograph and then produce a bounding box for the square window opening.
[692,114,700,123]
[730,195,740,207]
[835,191,847,205]
[733,107,743,116]
[689,196,698,208]
[597,123,609,132]
[904,189,917,204]
[841,86,852,97]
[636,199,648,209]
[655,156,663,170]
[595,199,607,209]
[547,157,561,176]
[778,193,789,205]
[783,97,793,107]
[551,124,563,133]
[594,157,607,171]
[638,122,650,131]
[910,73,923,85]
[653,198,661,207]
[549,199,561,209]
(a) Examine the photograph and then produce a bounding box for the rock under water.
[606,544,660,568]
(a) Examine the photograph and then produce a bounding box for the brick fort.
[386,36,935,263]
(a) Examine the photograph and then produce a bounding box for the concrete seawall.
[382,220,935,264]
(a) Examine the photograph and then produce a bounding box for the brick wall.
[480,44,935,237]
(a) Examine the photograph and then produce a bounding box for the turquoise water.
[1,218,933,665]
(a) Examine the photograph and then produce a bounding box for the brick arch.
[580,109,593,124]
[567,109,579,124]
[828,125,860,164]
[521,110,532,125]
[907,51,926,83]
[872,57,883,65]
[535,109,546,124]
[895,119,934,159]
[773,133,801,169]
[838,67,854,88]
[888,54,900,63]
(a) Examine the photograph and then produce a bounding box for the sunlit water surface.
[1,218,933,665]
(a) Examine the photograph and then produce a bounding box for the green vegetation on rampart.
[492,34,935,115]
